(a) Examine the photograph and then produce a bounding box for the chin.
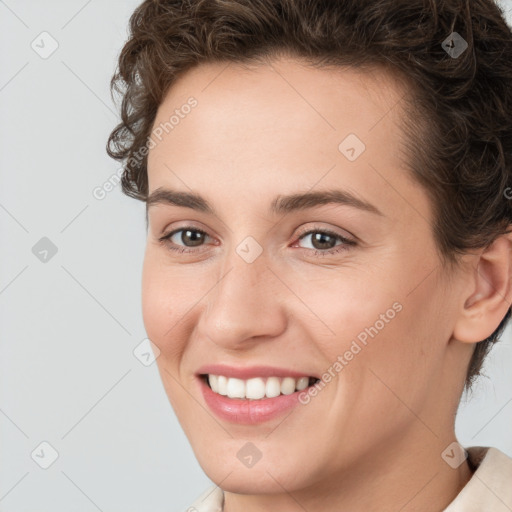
[206,471,300,496]
[194,444,312,495]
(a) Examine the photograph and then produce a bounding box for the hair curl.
[107,0,512,390]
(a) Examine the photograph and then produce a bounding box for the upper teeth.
[207,375,311,400]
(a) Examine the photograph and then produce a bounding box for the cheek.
[141,249,193,355]
[290,268,400,352]
[333,278,446,421]
[141,256,168,342]
[302,263,436,398]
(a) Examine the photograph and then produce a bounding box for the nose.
[196,250,288,350]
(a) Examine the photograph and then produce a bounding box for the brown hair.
[106,0,512,390]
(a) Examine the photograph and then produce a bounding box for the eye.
[158,226,213,253]
[295,228,356,256]
[158,225,356,257]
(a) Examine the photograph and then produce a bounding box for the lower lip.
[198,376,307,425]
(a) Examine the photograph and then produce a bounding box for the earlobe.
[453,232,512,344]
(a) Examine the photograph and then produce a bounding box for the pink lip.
[197,375,310,425]
[195,364,317,380]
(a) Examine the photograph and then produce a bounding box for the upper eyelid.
[161,225,349,238]
[294,223,357,246]
[296,226,353,240]
[161,224,209,237]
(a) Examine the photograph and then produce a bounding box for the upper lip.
[196,364,318,380]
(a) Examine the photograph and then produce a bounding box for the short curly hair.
[107,0,512,390]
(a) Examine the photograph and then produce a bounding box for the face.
[142,57,468,497]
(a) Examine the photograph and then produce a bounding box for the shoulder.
[444,446,512,511]
[183,484,224,512]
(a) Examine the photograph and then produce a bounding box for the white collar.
[443,446,512,511]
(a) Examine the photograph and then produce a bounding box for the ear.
[452,231,512,344]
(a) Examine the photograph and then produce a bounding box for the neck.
[223,426,474,512]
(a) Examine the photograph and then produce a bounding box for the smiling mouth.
[200,374,321,400]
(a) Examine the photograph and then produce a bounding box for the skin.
[142,56,512,511]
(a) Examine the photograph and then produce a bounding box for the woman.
[107,0,512,510]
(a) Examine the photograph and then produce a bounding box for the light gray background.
[1,1,511,510]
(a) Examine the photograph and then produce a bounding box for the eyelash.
[158,225,356,257]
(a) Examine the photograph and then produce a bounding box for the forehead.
[146,57,429,225]
[149,57,408,155]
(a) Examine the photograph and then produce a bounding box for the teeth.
[281,377,296,395]
[207,374,315,400]
[226,377,245,399]
[247,377,266,399]
[208,374,218,393]
[296,376,309,391]
[217,375,228,395]
[265,377,281,398]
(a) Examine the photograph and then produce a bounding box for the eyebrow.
[146,187,384,217]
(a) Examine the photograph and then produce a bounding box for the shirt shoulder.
[184,484,224,512]
[443,446,512,511]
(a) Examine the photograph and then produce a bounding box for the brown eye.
[160,227,210,249]
[177,229,206,247]
[298,230,342,250]
[309,232,337,250]
[295,229,356,256]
